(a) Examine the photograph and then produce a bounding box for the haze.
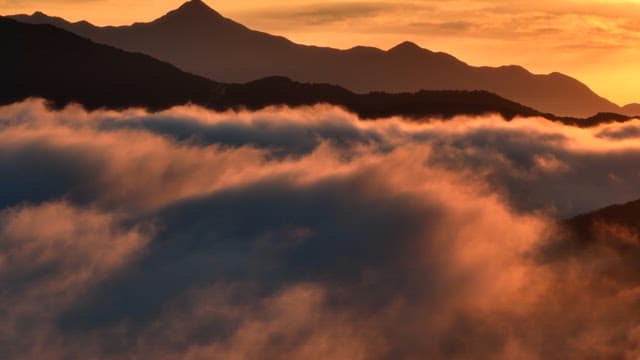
[2,0,640,105]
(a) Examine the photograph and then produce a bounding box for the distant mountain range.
[8,0,638,118]
[2,18,558,122]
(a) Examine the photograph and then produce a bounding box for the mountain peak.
[389,41,423,53]
[177,0,213,12]
[158,0,223,23]
[31,11,51,19]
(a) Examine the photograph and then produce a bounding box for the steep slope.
[0,18,546,121]
[7,0,622,118]
[1,18,219,110]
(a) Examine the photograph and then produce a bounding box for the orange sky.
[2,0,639,105]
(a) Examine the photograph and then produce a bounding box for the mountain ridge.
[559,198,640,259]
[6,0,632,118]
[1,18,561,123]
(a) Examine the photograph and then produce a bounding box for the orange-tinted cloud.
[3,100,640,358]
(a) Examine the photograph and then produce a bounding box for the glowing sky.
[2,0,639,105]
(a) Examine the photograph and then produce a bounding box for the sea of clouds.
[2,99,640,359]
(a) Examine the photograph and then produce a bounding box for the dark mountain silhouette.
[1,17,220,110]
[7,0,625,118]
[557,198,640,264]
[565,199,640,241]
[1,17,556,121]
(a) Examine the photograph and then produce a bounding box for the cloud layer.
[2,99,640,359]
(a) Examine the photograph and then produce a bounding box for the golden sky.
[2,0,639,105]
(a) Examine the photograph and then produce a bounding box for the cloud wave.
[2,99,640,359]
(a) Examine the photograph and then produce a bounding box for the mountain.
[558,198,640,261]
[622,103,640,117]
[7,0,623,118]
[0,18,551,121]
[565,199,640,240]
[0,17,219,110]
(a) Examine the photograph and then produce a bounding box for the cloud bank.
[2,99,640,359]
